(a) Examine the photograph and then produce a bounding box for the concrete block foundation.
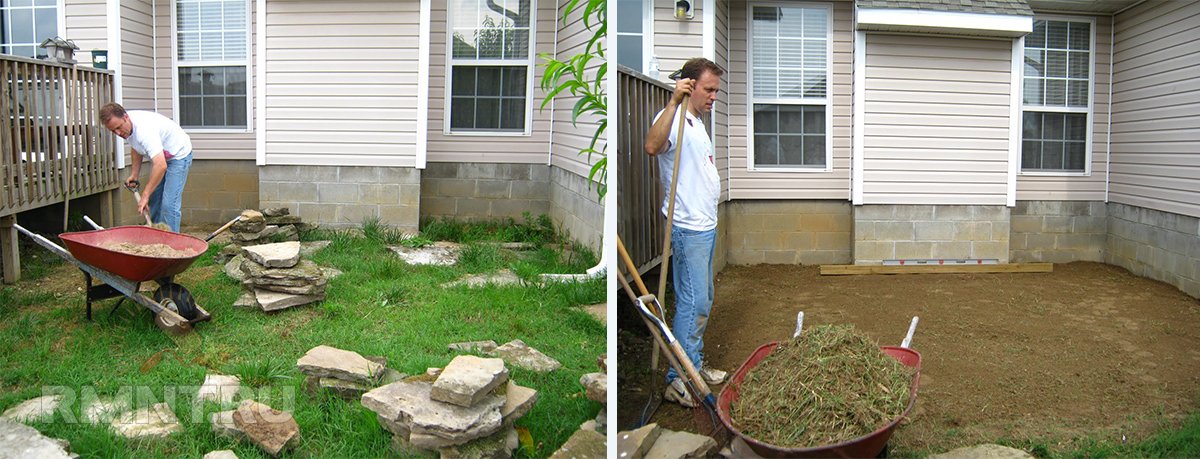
[420,163,551,222]
[1010,201,1106,263]
[853,205,1010,264]
[260,165,421,231]
[1106,202,1200,298]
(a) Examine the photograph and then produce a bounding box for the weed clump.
[731,324,914,448]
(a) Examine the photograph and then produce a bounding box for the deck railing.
[0,54,119,218]
[617,65,672,275]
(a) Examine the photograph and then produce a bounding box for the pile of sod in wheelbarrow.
[731,324,915,448]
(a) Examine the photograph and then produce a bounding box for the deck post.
[1,215,18,283]
[100,189,115,227]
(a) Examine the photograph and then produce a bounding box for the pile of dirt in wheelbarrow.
[732,324,914,448]
[100,241,199,258]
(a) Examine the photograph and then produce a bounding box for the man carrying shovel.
[100,102,193,232]
[643,57,727,407]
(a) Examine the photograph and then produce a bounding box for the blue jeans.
[665,225,716,383]
[147,154,192,232]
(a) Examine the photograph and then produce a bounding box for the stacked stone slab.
[228,208,303,247]
[362,355,538,458]
[232,241,327,311]
[295,345,407,400]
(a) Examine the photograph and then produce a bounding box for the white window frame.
[615,0,653,72]
[443,0,537,136]
[745,1,833,172]
[1018,15,1094,177]
[0,0,65,59]
[170,0,253,134]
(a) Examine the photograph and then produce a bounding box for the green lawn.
[0,216,605,458]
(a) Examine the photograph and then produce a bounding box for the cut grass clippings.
[0,217,603,458]
[732,324,915,449]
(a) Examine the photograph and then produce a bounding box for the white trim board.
[857,8,1032,37]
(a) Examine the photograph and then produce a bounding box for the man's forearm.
[143,156,167,198]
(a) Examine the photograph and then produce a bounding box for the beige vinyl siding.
[426,0,556,164]
[862,34,1011,205]
[653,0,704,81]
[727,0,853,200]
[1108,0,1200,218]
[548,1,602,178]
[263,1,419,167]
[1016,15,1112,201]
[120,0,154,111]
[65,0,108,59]
[715,0,730,200]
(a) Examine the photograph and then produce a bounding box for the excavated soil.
[617,261,1200,456]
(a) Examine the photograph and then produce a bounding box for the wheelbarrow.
[716,316,923,458]
[13,222,213,335]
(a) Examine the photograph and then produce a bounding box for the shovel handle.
[125,180,153,226]
[205,216,242,242]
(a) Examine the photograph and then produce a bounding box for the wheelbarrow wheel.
[153,283,199,321]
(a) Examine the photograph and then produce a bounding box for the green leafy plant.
[538,0,606,199]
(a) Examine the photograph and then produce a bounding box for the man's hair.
[678,57,725,81]
[98,102,127,122]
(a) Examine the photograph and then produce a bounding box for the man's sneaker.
[664,378,698,408]
[700,364,728,385]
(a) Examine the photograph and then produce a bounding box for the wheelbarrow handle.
[205,215,242,242]
[901,316,919,348]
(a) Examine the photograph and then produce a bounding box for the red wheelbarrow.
[717,316,922,458]
[14,222,213,335]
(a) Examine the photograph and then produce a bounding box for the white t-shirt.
[127,111,192,161]
[654,107,721,232]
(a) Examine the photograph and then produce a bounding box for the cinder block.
[914,221,956,241]
[1063,201,1092,216]
[896,241,935,259]
[297,203,337,224]
[1010,233,1027,250]
[420,196,457,216]
[1042,216,1072,233]
[379,205,420,230]
[728,249,764,265]
[801,214,841,232]
[855,241,894,262]
[339,166,381,184]
[1011,215,1042,233]
[971,241,1008,261]
[475,180,512,199]
[209,192,237,209]
[497,164,532,181]
[782,232,815,251]
[800,250,851,266]
[399,184,422,206]
[258,181,278,202]
[934,206,972,221]
[1012,200,1033,215]
[360,184,400,205]
[318,182,360,203]
[876,221,914,241]
[815,231,849,251]
[855,221,875,241]
[237,192,259,211]
[222,173,258,192]
[930,241,970,259]
[434,179,476,197]
[729,214,764,232]
[762,214,803,232]
[744,232,782,250]
[1026,233,1056,250]
[762,250,798,264]
[1072,217,1107,233]
[959,221,992,241]
[460,163,499,179]
[277,182,319,202]
[492,199,549,218]
[894,205,935,221]
[295,165,340,182]
[854,205,893,220]
[972,205,1008,221]
[511,181,549,200]
[336,204,379,225]
[422,162,458,179]
[456,198,491,216]
[381,166,421,184]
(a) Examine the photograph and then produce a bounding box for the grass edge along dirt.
[731,324,914,449]
[0,215,604,458]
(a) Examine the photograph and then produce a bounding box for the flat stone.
[231,210,265,233]
[582,303,606,323]
[431,356,509,407]
[197,374,241,406]
[548,428,606,459]
[254,289,325,311]
[242,241,301,268]
[297,345,384,385]
[490,340,561,373]
[0,417,74,458]
[246,278,327,296]
[594,406,607,432]
[275,225,299,241]
[321,266,344,279]
[1,395,63,423]
[580,372,606,404]
[233,291,257,308]
[391,434,437,459]
[319,377,373,400]
[379,368,408,385]
[242,259,326,286]
[262,207,290,217]
[264,214,302,225]
[500,381,537,425]
[447,340,498,353]
[299,240,332,257]
[376,412,411,437]
[215,244,242,265]
[110,403,182,439]
[361,381,504,449]
[81,397,131,425]
[202,450,239,459]
[618,423,662,459]
[390,242,460,266]
[232,400,300,457]
[223,256,248,282]
[210,410,243,440]
[644,430,716,459]
[437,426,518,459]
[441,269,523,289]
[928,444,1036,459]
[234,225,278,243]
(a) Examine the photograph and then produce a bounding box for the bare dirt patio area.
[617,261,1200,456]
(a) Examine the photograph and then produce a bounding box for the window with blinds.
[1021,19,1092,173]
[748,4,830,169]
[176,0,248,129]
[0,0,58,59]
[447,0,533,133]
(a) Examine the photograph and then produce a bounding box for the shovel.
[125,180,154,226]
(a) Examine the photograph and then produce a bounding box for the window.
[1,0,59,59]
[1021,19,1091,173]
[448,0,533,133]
[748,4,829,169]
[175,0,248,129]
[616,0,648,72]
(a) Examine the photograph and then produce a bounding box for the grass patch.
[421,213,557,245]
[1,218,604,458]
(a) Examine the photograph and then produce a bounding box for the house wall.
[120,0,155,112]
[1108,0,1200,219]
[262,0,419,167]
[65,0,109,58]
[425,0,556,164]
[419,163,551,222]
[1106,202,1200,299]
[854,205,1011,264]
[725,200,852,265]
[652,0,706,78]
[550,167,603,251]
[727,0,854,200]
[714,0,731,200]
[862,34,1011,205]
[112,161,259,227]
[260,165,420,231]
[1015,14,1112,201]
[1010,201,1107,263]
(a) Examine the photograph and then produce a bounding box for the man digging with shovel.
[100,102,194,232]
[643,57,727,407]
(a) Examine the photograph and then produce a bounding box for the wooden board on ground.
[819,263,1053,276]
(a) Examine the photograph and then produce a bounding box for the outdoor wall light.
[675,0,694,20]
